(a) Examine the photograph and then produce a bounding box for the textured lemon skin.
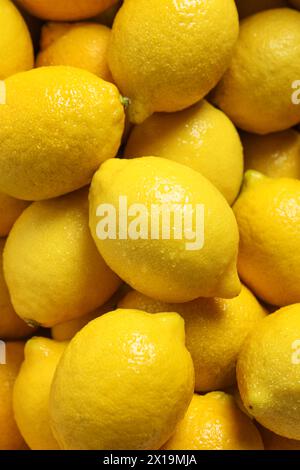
[13,337,67,450]
[36,23,113,83]
[0,341,26,450]
[234,171,300,306]
[212,9,300,134]
[237,305,300,440]
[163,393,263,450]
[89,157,241,303]
[0,192,29,237]
[0,239,35,339]
[242,130,300,179]
[0,0,33,79]
[15,0,119,21]
[125,101,243,205]
[119,286,266,392]
[3,188,121,327]
[235,0,288,18]
[259,426,300,450]
[108,0,239,123]
[50,309,194,450]
[0,66,124,201]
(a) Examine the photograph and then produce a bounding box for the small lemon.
[237,304,300,440]
[259,426,300,450]
[0,192,29,237]
[108,0,239,123]
[0,66,124,201]
[13,337,68,450]
[119,286,266,392]
[15,0,119,21]
[234,171,300,306]
[163,393,263,450]
[125,100,243,205]
[36,23,113,83]
[0,341,26,450]
[50,309,194,450]
[0,239,35,339]
[89,157,241,303]
[3,188,121,327]
[235,0,288,18]
[0,0,33,79]
[212,9,300,134]
[242,130,300,179]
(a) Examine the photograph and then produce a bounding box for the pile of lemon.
[1,0,300,451]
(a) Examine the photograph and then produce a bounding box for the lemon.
[259,426,300,450]
[108,0,239,123]
[0,0,33,79]
[15,0,119,21]
[163,393,263,450]
[212,9,300,134]
[233,171,300,306]
[0,239,35,339]
[50,309,194,450]
[3,188,121,327]
[13,337,68,450]
[89,157,241,303]
[242,130,300,179]
[125,100,243,205]
[119,285,266,392]
[237,304,300,440]
[0,192,29,237]
[36,23,113,83]
[0,341,26,450]
[0,66,124,201]
[235,0,288,18]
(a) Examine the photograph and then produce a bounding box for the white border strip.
[0,81,6,104]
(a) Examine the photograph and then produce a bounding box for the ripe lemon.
[0,239,35,339]
[0,0,33,79]
[15,0,119,21]
[36,23,113,83]
[163,393,263,450]
[0,192,29,237]
[13,337,68,450]
[242,130,300,179]
[50,309,194,450]
[237,304,300,440]
[259,426,300,450]
[119,285,266,392]
[89,157,241,303]
[212,9,300,134]
[0,66,124,201]
[235,0,288,18]
[125,100,243,205]
[3,188,121,327]
[108,0,239,123]
[0,341,26,450]
[234,171,300,306]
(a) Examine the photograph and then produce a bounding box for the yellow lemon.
[50,309,194,450]
[212,9,300,134]
[0,66,124,201]
[242,130,300,179]
[89,157,241,303]
[108,0,239,123]
[36,23,113,83]
[235,0,288,18]
[0,0,33,79]
[13,337,68,450]
[119,286,266,392]
[0,192,29,237]
[3,188,121,327]
[259,426,300,450]
[0,239,35,339]
[0,341,26,450]
[237,304,300,440]
[125,100,243,205]
[163,393,263,450]
[15,0,119,21]
[233,171,300,306]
